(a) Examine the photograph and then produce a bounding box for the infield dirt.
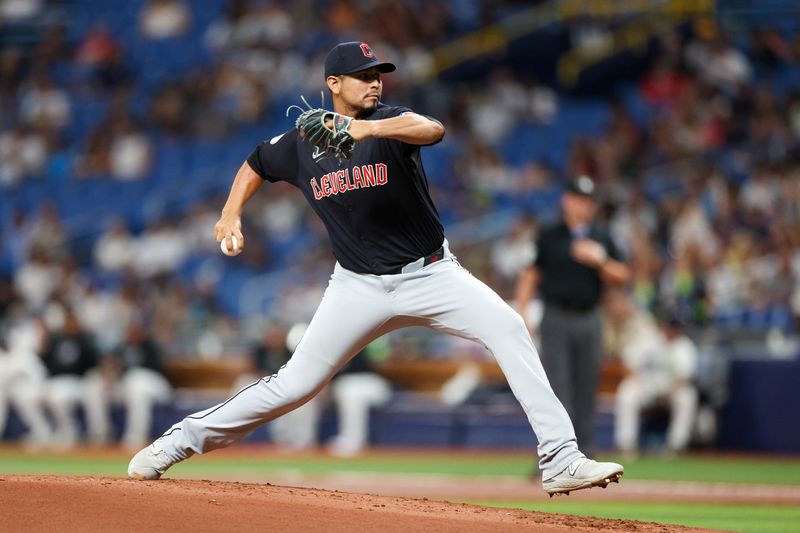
[1,475,721,532]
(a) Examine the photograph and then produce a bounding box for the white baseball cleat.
[128,438,174,480]
[542,457,623,497]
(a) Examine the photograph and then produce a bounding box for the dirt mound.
[0,475,714,532]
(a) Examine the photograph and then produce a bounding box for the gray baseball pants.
[158,244,584,479]
[539,305,603,455]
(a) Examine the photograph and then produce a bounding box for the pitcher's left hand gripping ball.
[291,96,356,160]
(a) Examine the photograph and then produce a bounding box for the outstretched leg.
[129,265,399,479]
[393,259,622,492]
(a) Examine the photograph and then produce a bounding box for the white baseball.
[220,235,240,256]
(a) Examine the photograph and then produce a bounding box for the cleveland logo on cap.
[324,41,397,78]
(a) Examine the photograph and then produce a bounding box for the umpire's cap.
[566,175,597,199]
[324,41,396,78]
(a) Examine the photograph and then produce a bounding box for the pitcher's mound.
[0,475,710,532]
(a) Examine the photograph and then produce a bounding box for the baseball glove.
[288,95,356,160]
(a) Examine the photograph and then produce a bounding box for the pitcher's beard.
[354,99,379,118]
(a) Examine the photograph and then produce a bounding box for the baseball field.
[2,446,799,532]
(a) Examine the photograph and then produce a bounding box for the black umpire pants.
[539,304,603,456]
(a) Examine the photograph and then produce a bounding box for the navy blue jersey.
[247,103,444,274]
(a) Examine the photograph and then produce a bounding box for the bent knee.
[271,350,338,404]
[480,307,531,343]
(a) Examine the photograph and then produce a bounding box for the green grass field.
[2,448,799,532]
[475,500,800,533]
[4,449,798,484]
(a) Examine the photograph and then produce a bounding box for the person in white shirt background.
[606,289,699,456]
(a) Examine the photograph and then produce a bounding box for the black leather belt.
[389,246,445,275]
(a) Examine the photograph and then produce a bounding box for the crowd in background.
[2,1,800,449]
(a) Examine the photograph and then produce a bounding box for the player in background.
[128,41,624,496]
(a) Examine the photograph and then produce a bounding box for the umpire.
[514,175,630,456]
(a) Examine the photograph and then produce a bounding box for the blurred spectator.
[327,344,392,457]
[75,24,119,67]
[670,194,719,264]
[607,291,699,456]
[567,137,600,182]
[275,279,327,327]
[749,28,792,73]
[94,46,134,91]
[467,78,518,144]
[179,201,219,253]
[0,125,47,185]
[457,140,516,194]
[131,218,190,278]
[0,0,43,21]
[109,115,153,181]
[516,160,557,196]
[203,0,249,54]
[638,57,689,109]
[609,187,658,259]
[19,73,71,131]
[437,348,484,407]
[83,321,172,450]
[233,1,293,50]
[212,64,268,127]
[40,305,100,449]
[27,202,69,261]
[140,0,191,40]
[0,310,50,448]
[659,247,710,326]
[528,79,559,124]
[13,249,63,313]
[740,166,779,216]
[148,81,191,136]
[74,122,112,177]
[0,47,25,114]
[74,24,133,92]
[75,282,137,353]
[490,215,537,298]
[93,218,135,273]
[251,183,306,241]
[685,34,752,96]
[233,322,323,450]
[0,278,13,322]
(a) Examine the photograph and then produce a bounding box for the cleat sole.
[543,463,624,496]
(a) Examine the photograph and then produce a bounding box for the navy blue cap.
[324,41,396,78]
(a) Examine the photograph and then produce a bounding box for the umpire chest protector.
[248,103,444,275]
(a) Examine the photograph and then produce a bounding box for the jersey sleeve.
[381,105,445,147]
[246,130,298,184]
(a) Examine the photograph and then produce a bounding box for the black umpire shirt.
[247,103,444,275]
[535,221,622,310]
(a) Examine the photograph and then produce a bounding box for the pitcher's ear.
[326,75,342,95]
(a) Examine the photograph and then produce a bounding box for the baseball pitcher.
[128,41,623,496]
